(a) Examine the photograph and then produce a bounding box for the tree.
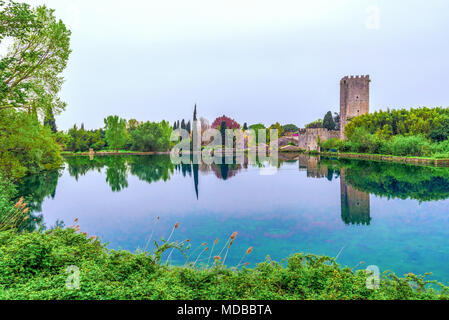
[212,115,240,130]
[220,121,227,146]
[0,2,71,180]
[127,119,141,131]
[305,119,323,129]
[249,123,266,145]
[268,122,284,142]
[430,116,449,142]
[323,111,336,130]
[104,116,128,152]
[130,121,172,152]
[43,107,57,133]
[186,120,191,134]
[0,2,72,117]
[333,112,340,130]
[0,110,62,180]
[243,122,248,131]
[282,124,298,133]
[193,104,197,121]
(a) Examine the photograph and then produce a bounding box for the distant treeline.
[60,117,172,153]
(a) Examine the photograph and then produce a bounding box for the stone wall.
[298,128,340,151]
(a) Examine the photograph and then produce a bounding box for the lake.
[18,154,449,284]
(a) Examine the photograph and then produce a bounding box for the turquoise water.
[18,154,449,284]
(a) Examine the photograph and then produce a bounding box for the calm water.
[18,154,449,284]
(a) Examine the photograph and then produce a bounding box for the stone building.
[298,128,339,151]
[297,75,370,150]
[340,75,370,139]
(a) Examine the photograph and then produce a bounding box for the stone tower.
[340,75,370,139]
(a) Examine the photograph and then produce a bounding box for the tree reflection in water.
[18,154,449,229]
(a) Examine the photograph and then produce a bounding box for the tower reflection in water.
[296,154,371,226]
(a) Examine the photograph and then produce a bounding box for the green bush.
[0,173,16,217]
[0,111,62,181]
[320,138,344,152]
[381,135,432,157]
[0,228,448,300]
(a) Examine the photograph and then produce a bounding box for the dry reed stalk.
[193,247,208,268]
[207,238,219,268]
[237,246,253,268]
[143,216,160,253]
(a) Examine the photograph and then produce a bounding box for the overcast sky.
[22,0,449,130]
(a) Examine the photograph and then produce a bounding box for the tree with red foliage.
[211,115,240,130]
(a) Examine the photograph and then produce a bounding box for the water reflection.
[18,154,449,229]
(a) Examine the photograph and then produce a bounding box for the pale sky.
[21,0,449,130]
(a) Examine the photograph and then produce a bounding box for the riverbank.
[61,149,449,167]
[61,150,171,156]
[0,228,447,300]
[317,151,449,166]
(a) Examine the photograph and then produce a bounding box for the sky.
[20,0,449,130]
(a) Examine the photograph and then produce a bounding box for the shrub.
[382,135,432,157]
[321,138,344,152]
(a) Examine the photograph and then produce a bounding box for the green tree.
[323,111,336,130]
[130,121,172,152]
[43,108,57,133]
[0,110,62,180]
[305,119,323,129]
[220,121,227,146]
[104,116,128,152]
[430,116,449,142]
[282,124,298,133]
[0,2,72,117]
[0,2,71,180]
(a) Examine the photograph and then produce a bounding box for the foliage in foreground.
[0,228,448,300]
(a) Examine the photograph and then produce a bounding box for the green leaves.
[130,120,172,152]
[104,116,128,152]
[0,3,71,116]
[0,229,447,300]
[0,110,62,181]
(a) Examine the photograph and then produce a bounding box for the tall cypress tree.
[193,104,197,121]
[220,121,227,146]
[44,108,57,133]
[186,120,191,134]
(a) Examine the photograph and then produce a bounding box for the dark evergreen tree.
[220,121,227,146]
[186,120,191,134]
[333,112,340,130]
[181,119,186,130]
[193,104,197,121]
[44,108,57,133]
[243,122,248,131]
[323,111,336,130]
